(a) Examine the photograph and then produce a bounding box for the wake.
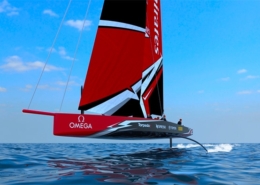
[174,143,234,153]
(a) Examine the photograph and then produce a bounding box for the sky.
[0,0,259,143]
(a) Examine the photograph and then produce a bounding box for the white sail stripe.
[87,91,130,114]
[142,57,163,77]
[132,79,142,93]
[140,57,163,117]
[99,20,146,33]
[106,98,129,115]
[86,80,141,115]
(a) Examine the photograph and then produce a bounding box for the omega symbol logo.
[78,115,85,122]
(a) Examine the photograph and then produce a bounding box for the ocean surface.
[0,143,259,185]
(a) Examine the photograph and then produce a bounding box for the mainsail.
[79,0,163,118]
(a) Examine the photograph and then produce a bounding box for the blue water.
[0,143,259,185]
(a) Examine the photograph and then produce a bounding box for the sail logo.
[69,115,92,129]
[156,124,166,129]
[138,123,150,128]
[154,0,160,55]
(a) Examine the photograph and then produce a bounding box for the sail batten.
[99,20,146,33]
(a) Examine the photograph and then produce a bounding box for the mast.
[80,86,84,115]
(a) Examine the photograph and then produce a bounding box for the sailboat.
[23,0,206,150]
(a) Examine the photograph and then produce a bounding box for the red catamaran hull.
[23,109,192,139]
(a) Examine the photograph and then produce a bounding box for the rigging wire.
[59,0,92,112]
[27,0,72,109]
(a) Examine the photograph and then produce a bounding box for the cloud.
[0,0,19,16]
[237,69,247,74]
[43,9,58,17]
[64,19,91,31]
[59,47,66,56]
[38,46,73,60]
[46,47,56,53]
[0,87,7,92]
[245,75,259,80]
[0,56,63,72]
[56,80,78,86]
[220,77,230,81]
[36,46,44,51]
[58,47,74,60]
[237,90,252,95]
[197,90,204,94]
[38,84,61,91]
[20,84,32,92]
[37,46,56,53]
[38,85,49,89]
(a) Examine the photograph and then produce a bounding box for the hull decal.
[89,120,192,139]
[89,120,159,138]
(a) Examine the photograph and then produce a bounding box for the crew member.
[161,115,167,121]
[178,118,182,125]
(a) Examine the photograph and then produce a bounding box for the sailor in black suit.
[161,115,167,121]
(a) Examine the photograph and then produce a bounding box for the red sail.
[79,0,146,117]
[79,0,163,118]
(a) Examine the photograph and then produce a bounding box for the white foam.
[203,144,215,147]
[174,144,200,148]
[174,143,234,153]
[207,144,233,153]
